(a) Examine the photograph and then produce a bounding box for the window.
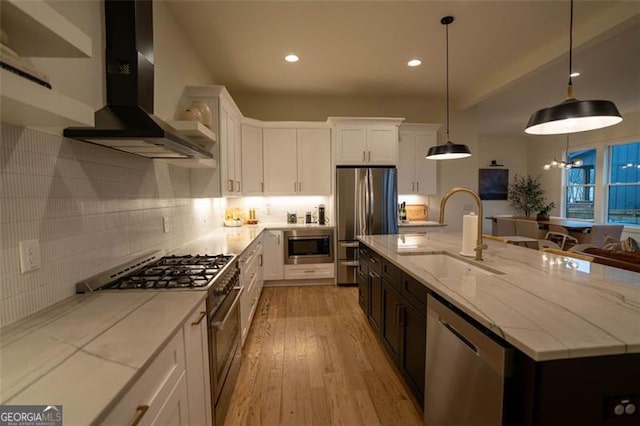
[608,142,640,225]
[565,148,596,220]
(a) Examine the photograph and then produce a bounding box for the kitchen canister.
[460,212,478,257]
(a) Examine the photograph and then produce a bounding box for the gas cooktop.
[76,252,236,293]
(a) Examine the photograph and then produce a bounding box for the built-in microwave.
[284,229,334,264]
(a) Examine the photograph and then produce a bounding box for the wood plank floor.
[224,285,423,426]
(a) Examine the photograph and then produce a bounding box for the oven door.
[209,286,242,404]
[284,231,334,265]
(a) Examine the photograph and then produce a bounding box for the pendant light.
[543,134,583,170]
[525,0,622,135]
[426,16,472,160]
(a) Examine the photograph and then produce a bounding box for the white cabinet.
[102,329,190,425]
[0,0,94,133]
[284,263,334,280]
[330,118,404,166]
[184,302,212,426]
[263,127,331,196]
[263,128,298,195]
[239,237,264,346]
[241,125,264,195]
[398,124,440,195]
[262,230,284,280]
[221,106,242,195]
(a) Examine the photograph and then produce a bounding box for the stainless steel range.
[76,251,242,426]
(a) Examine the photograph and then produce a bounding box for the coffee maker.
[318,204,326,225]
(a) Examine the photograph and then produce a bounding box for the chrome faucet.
[439,187,487,261]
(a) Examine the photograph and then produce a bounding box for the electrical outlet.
[19,239,41,274]
[163,217,171,233]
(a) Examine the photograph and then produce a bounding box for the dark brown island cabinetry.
[358,243,428,409]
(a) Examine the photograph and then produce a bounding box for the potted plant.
[536,202,555,221]
[508,174,553,218]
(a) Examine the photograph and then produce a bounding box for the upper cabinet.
[263,126,331,196]
[398,124,441,195]
[186,86,243,197]
[241,124,264,196]
[330,117,404,166]
[0,0,94,133]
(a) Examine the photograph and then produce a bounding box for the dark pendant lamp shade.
[525,98,622,135]
[426,16,472,160]
[524,0,622,135]
[426,141,472,160]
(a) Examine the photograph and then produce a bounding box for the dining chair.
[514,219,545,249]
[483,234,508,243]
[584,224,624,247]
[495,218,516,236]
[545,224,579,250]
[538,239,561,251]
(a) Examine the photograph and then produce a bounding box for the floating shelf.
[0,68,94,129]
[168,120,217,147]
[1,0,92,58]
[162,159,218,169]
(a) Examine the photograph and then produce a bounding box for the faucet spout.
[439,187,486,261]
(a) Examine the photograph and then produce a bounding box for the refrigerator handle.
[367,168,373,234]
[357,170,367,236]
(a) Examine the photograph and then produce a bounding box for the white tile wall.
[0,124,225,326]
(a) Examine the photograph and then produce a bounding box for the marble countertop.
[398,220,445,227]
[0,222,327,423]
[0,291,205,424]
[359,233,640,361]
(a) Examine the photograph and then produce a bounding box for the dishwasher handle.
[439,318,478,355]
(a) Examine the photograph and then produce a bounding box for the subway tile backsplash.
[0,124,225,326]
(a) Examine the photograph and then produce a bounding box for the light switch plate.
[19,239,41,274]
[163,217,171,233]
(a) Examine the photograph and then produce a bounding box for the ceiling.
[166,1,640,135]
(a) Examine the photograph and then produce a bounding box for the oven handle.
[212,286,243,330]
[288,235,331,241]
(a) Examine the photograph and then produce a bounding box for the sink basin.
[405,253,504,277]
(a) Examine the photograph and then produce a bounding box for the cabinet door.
[398,130,415,194]
[357,258,369,313]
[368,270,383,333]
[241,125,264,195]
[297,128,331,195]
[381,281,402,363]
[219,107,234,195]
[413,130,437,195]
[263,128,298,195]
[262,230,284,280]
[184,302,212,426]
[335,126,367,165]
[400,302,426,407]
[367,126,398,165]
[233,117,242,193]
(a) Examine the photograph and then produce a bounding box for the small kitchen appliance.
[318,205,326,225]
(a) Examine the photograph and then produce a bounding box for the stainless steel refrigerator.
[336,166,398,285]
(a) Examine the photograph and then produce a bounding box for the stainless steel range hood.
[64,0,212,160]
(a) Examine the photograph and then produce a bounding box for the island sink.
[403,252,504,276]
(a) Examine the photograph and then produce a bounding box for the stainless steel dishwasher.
[425,296,512,426]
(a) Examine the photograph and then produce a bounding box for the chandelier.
[543,135,583,170]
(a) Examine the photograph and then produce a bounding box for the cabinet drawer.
[382,259,402,291]
[402,273,429,315]
[284,263,334,280]
[101,329,186,425]
[368,252,382,275]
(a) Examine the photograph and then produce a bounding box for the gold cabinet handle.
[417,181,419,191]
[228,179,234,192]
[298,182,302,192]
[131,405,149,426]
[236,180,241,192]
[191,311,206,326]
[261,182,264,192]
[368,151,371,161]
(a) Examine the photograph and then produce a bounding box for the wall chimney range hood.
[64,0,212,159]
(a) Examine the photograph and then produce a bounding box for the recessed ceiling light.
[285,54,299,63]
[407,59,422,67]
[570,71,580,77]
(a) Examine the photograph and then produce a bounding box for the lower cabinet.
[184,302,212,426]
[102,329,192,425]
[358,246,428,409]
[240,238,264,346]
[262,230,284,280]
[284,263,334,280]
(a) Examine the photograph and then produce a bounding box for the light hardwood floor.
[224,285,423,426]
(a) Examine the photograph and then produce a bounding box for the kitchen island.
[358,232,640,424]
